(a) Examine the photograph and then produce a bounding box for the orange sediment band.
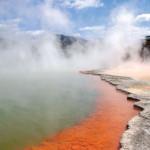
[25,77,139,150]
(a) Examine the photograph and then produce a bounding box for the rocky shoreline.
[82,70,150,150]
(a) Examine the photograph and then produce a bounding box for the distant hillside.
[57,34,88,57]
[0,33,88,59]
[57,34,87,49]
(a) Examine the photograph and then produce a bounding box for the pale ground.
[105,62,150,81]
[103,62,150,96]
[83,65,150,150]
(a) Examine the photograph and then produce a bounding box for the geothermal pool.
[0,72,98,150]
[25,75,138,150]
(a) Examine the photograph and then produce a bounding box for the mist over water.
[0,72,98,150]
[0,7,149,72]
[0,3,150,150]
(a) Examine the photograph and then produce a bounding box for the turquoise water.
[0,71,98,150]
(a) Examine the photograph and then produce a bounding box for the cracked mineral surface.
[86,70,150,150]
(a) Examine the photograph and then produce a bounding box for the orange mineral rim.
[25,76,139,150]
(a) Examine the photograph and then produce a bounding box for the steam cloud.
[0,4,150,72]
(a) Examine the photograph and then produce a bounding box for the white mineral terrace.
[83,70,150,150]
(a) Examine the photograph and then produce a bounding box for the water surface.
[0,71,98,150]
[27,79,139,150]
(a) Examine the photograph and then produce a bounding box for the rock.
[120,116,150,150]
[86,71,150,150]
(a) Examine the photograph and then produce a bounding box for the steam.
[0,5,149,72]
[0,26,62,71]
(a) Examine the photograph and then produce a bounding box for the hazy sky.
[0,0,150,38]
